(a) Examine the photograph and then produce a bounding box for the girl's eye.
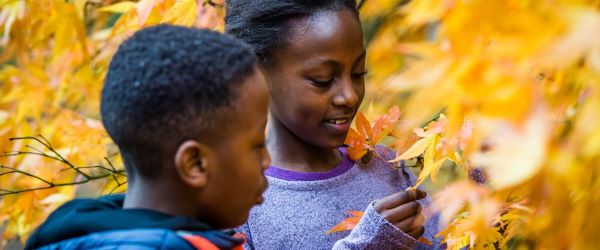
[309,78,334,87]
[351,71,368,79]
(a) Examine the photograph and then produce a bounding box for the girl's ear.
[174,140,213,188]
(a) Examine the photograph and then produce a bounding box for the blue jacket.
[38,229,201,249]
[25,194,244,250]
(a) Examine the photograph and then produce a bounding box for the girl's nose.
[332,78,360,108]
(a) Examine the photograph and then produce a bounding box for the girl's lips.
[322,119,351,134]
[256,183,267,205]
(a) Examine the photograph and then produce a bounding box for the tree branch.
[0,165,53,185]
[0,135,127,196]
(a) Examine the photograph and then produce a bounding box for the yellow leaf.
[40,193,70,205]
[470,105,550,189]
[98,1,137,13]
[0,110,7,123]
[448,236,470,250]
[0,0,25,45]
[422,133,438,166]
[162,0,197,26]
[137,0,163,25]
[52,2,88,60]
[389,134,435,162]
[538,9,600,70]
[414,157,446,188]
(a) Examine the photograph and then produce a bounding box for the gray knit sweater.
[238,147,442,249]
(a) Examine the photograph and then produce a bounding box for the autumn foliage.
[2,0,600,249]
[0,0,223,244]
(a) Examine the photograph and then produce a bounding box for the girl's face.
[266,9,366,149]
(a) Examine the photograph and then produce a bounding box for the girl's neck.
[267,117,342,173]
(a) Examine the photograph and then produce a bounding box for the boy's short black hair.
[225,0,358,65]
[101,24,257,178]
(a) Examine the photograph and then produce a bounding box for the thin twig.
[371,149,399,169]
[8,136,90,178]
[25,145,45,154]
[1,165,53,185]
[56,165,125,176]
[11,136,50,149]
[111,174,121,185]
[0,135,128,196]
[38,135,53,150]
[105,157,118,172]
[1,151,63,162]
[109,180,127,194]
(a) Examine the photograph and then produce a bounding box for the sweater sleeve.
[334,145,444,250]
[332,201,417,250]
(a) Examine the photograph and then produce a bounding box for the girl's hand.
[373,189,427,239]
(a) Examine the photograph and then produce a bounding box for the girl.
[226,1,440,249]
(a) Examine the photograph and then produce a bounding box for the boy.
[25,24,270,249]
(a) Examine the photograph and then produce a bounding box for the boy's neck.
[123,178,196,219]
[267,116,342,173]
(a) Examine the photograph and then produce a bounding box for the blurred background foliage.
[1,0,599,249]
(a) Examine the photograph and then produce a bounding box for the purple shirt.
[264,147,355,181]
[238,146,442,249]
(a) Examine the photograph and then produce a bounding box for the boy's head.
[101,24,270,228]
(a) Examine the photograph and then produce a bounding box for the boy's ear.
[257,66,272,84]
[174,140,213,188]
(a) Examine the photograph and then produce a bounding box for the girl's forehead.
[290,10,360,42]
[281,10,364,63]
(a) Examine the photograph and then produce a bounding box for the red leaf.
[345,107,401,161]
[345,128,370,161]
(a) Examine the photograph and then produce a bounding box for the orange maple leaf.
[418,236,434,245]
[325,211,364,234]
[326,210,435,246]
[345,106,401,161]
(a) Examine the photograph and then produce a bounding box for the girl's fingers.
[376,189,426,210]
[383,201,421,222]
[407,226,425,239]
[410,213,425,229]
[394,213,425,232]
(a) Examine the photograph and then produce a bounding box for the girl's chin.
[312,134,347,149]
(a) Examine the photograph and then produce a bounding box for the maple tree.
[1,0,600,249]
[343,0,600,248]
